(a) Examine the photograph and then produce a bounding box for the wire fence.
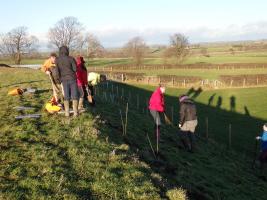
[94,81,262,155]
[93,70,267,89]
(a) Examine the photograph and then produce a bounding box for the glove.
[256,136,261,140]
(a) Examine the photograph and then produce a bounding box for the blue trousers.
[62,80,78,101]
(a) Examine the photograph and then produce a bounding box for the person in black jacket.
[55,46,79,117]
[178,95,198,152]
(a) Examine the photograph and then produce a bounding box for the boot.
[180,131,190,151]
[64,100,70,117]
[188,132,195,153]
[73,100,79,117]
[78,98,84,111]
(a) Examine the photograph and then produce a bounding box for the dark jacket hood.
[59,46,69,56]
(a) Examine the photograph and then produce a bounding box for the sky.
[1,0,267,48]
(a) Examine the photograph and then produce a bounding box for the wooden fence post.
[146,98,149,115]
[137,94,139,109]
[206,117,209,139]
[228,124,232,149]
[116,86,119,96]
[171,106,174,122]
[129,92,131,104]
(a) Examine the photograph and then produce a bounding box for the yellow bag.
[8,88,24,96]
[45,102,61,114]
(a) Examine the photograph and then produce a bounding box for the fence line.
[94,81,242,152]
[94,70,267,89]
[93,63,267,72]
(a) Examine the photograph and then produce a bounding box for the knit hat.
[179,95,189,103]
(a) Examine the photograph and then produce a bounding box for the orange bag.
[8,88,24,96]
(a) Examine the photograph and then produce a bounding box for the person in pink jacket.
[149,85,166,152]
[76,56,88,111]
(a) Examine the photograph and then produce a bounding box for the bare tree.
[0,26,38,64]
[124,37,147,65]
[48,17,84,50]
[168,33,190,63]
[84,34,105,59]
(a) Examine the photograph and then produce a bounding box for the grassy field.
[123,68,267,79]
[1,67,267,199]
[1,48,267,67]
[86,54,267,66]
[96,82,267,152]
[89,81,267,199]
[0,68,165,199]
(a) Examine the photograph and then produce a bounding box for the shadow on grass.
[92,81,266,199]
[0,80,46,89]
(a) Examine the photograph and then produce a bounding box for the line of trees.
[0,16,190,65]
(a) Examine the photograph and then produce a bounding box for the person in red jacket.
[76,56,88,111]
[149,85,166,151]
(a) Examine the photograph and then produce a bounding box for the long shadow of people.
[230,96,236,112]
[186,87,203,99]
[186,87,195,96]
[92,81,266,199]
[208,93,216,106]
[191,87,203,99]
[244,106,250,117]
[216,96,223,108]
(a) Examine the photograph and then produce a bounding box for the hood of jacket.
[59,46,69,56]
[76,56,85,66]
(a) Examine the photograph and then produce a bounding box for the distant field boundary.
[92,63,267,71]
[94,70,267,89]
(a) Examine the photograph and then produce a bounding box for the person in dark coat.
[178,94,198,152]
[55,46,79,117]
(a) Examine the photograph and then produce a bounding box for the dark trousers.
[62,80,78,101]
[179,131,195,152]
[259,150,267,168]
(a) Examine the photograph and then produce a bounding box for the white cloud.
[34,21,267,49]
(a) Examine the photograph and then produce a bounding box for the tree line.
[0,16,189,65]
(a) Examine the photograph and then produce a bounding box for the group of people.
[41,46,104,117]
[148,84,267,169]
[41,48,267,168]
[148,85,198,153]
